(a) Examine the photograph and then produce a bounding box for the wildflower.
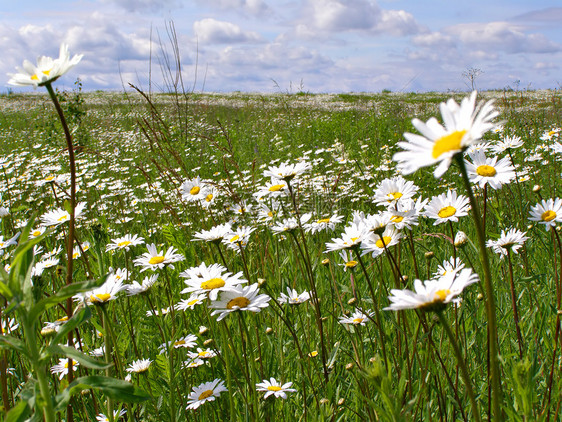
[181,262,247,301]
[424,190,470,225]
[159,334,198,354]
[454,231,469,247]
[222,226,256,251]
[253,179,289,200]
[271,214,312,234]
[325,222,367,252]
[126,274,158,296]
[74,271,126,305]
[95,409,127,422]
[1,318,18,335]
[278,287,311,305]
[8,43,83,87]
[106,233,145,252]
[487,228,529,258]
[175,293,206,310]
[529,198,562,231]
[181,177,208,202]
[256,378,296,399]
[133,244,185,272]
[384,268,479,312]
[192,223,232,243]
[41,202,86,227]
[386,198,427,230]
[0,233,20,252]
[50,358,79,380]
[126,359,152,374]
[361,226,402,258]
[186,379,227,410]
[306,213,344,234]
[187,348,217,360]
[393,91,498,177]
[465,150,515,189]
[209,283,270,321]
[263,160,311,183]
[491,135,524,154]
[338,309,374,326]
[373,175,419,206]
[434,257,465,278]
[338,250,358,272]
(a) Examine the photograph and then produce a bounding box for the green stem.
[436,311,481,422]
[455,153,502,419]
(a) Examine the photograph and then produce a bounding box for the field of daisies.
[1,46,562,421]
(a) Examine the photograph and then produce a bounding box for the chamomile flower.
[159,334,198,354]
[491,135,524,154]
[424,190,470,225]
[181,262,247,300]
[75,274,126,306]
[465,150,515,189]
[384,268,479,312]
[126,274,158,296]
[41,202,86,227]
[133,244,185,272]
[339,309,374,326]
[306,213,344,234]
[192,223,232,243]
[487,228,529,258]
[175,293,206,310]
[373,175,419,206]
[95,409,127,422]
[253,179,289,200]
[181,177,207,202]
[50,358,79,380]
[278,287,311,305]
[338,250,359,272]
[209,283,270,321]
[126,359,152,374]
[263,160,311,183]
[529,198,562,231]
[187,348,217,360]
[361,226,402,258]
[393,91,498,178]
[8,43,83,87]
[186,379,227,410]
[256,378,296,399]
[106,234,145,252]
[325,222,367,252]
[434,257,465,278]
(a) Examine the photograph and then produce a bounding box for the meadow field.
[1,84,562,421]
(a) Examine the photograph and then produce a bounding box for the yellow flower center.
[56,316,69,323]
[117,240,132,248]
[148,256,165,265]
[174,340,186,347]
[391,216,404,223]
[198,351,211,357]
[375,236,392,249]
[72,252,80,259]
[389,192,403,200]
[230,235,240,243]
[548,130,558,136]
[57,214,69,222]
[91,293,111,303]
[267,386,282,391]
[201,277,225,290]
[45,175,55,181]
[317,218,331,224]
[269,184,285,192]
[267,211,274,218]
[345,260,358,268]
[434,289,451,302]
[227,296,251,309]
[438,206,457,218]
[476,165,497,177]
[188,299,199,306]
[205,194,213,202]
[432,130,467,159]
[352,318,364,324]
[189,186,200,195]
[198,390,214,400]
[542,210,557,222]
[350,237,359,242]
[32,230,42,237]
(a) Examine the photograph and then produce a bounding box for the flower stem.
[436,311,481,422]
[455,153,502,419]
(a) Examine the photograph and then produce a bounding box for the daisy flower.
[305,213,344,234]
[0,233,20,251]
[339,309,374,326]
[263,160,311,183]
[278,287,311,305]
[175,293,206,310]
[8,43,83,87]
[29,226,46,239]
[126,274,159,296]
[386,198,427,230]
[186,379,227,410]
[187,348,217,360]
[373,175,419,206]
[95,409,127,422]
[434,257,465,278]
[50,358,79,380]
[181,262,247,301]
[529,198,562,231]
[181,177,208,202]
[270,214,312,234]
[256,378,296,399]
[393,91,498,177]
[424,190,470,225]
[222,226,256,251]
[487,228,528,258]
[159,334,198,354]
[1,318,19,335]
[41,202,86,227]
[325,222,367,252]
[209,283,271,321]
[126,359,152,374]
[133,244,185,272]
[75,273,126,306]
[253,179,289,200]
[192,223,232,243]
[491,135,524,154]
[106,234,145,252]
[384,268,479,312]
[465,150,515,189]
[337,250,358,272]
[361,226,402,258]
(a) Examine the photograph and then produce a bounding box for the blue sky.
[2,0,562,93]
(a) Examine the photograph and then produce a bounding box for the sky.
[2,0,562,93]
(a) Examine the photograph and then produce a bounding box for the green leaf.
[50,306,91,346]
[55,376,151,411]
[5,400,31,422]
[0,335,31,359]
[29,275,107,323]
[45,344,111,370]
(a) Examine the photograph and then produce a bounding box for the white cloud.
[101,0,182,13]
[195,0,270,16]
[193,18,264,44]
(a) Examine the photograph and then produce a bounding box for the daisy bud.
[265,327,273,335]
[401,275,408,282]
[337,398,345,406]
[557,310,562,316]
[424,251,434,260]
[321,258,330,266]
[477,293,484,301]
[533,184,541,193]
[320,398,330,405]
[257,278,266,287]
[203,338,214,347]
[345,363,354,371]
[557,226,561,232]
[454,231,469,247]
[41,327,56,337]
[199,326,208,335]
[347,297,356,306]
